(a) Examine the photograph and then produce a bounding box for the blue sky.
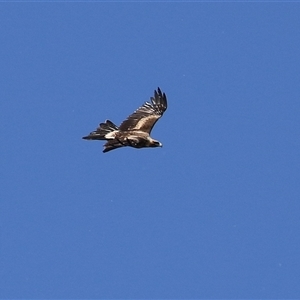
[1,3,300,299]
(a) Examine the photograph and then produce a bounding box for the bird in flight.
[82,87,167,153]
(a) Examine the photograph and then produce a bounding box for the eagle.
[82,87,167,153]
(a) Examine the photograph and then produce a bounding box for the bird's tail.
[82,120,118,140]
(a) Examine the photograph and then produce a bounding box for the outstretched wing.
[119,87,167,134]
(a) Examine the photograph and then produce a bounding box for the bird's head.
[149,138,162,148]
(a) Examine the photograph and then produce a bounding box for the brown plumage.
[82,87,167,153]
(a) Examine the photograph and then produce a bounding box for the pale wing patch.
[133,115,159,131]
[119,103,160,132]
[119,88,167,133]
[105,131,117,139]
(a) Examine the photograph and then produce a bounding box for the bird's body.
[82,88,167,153]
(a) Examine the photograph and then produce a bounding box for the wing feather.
[119,87,167,134]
